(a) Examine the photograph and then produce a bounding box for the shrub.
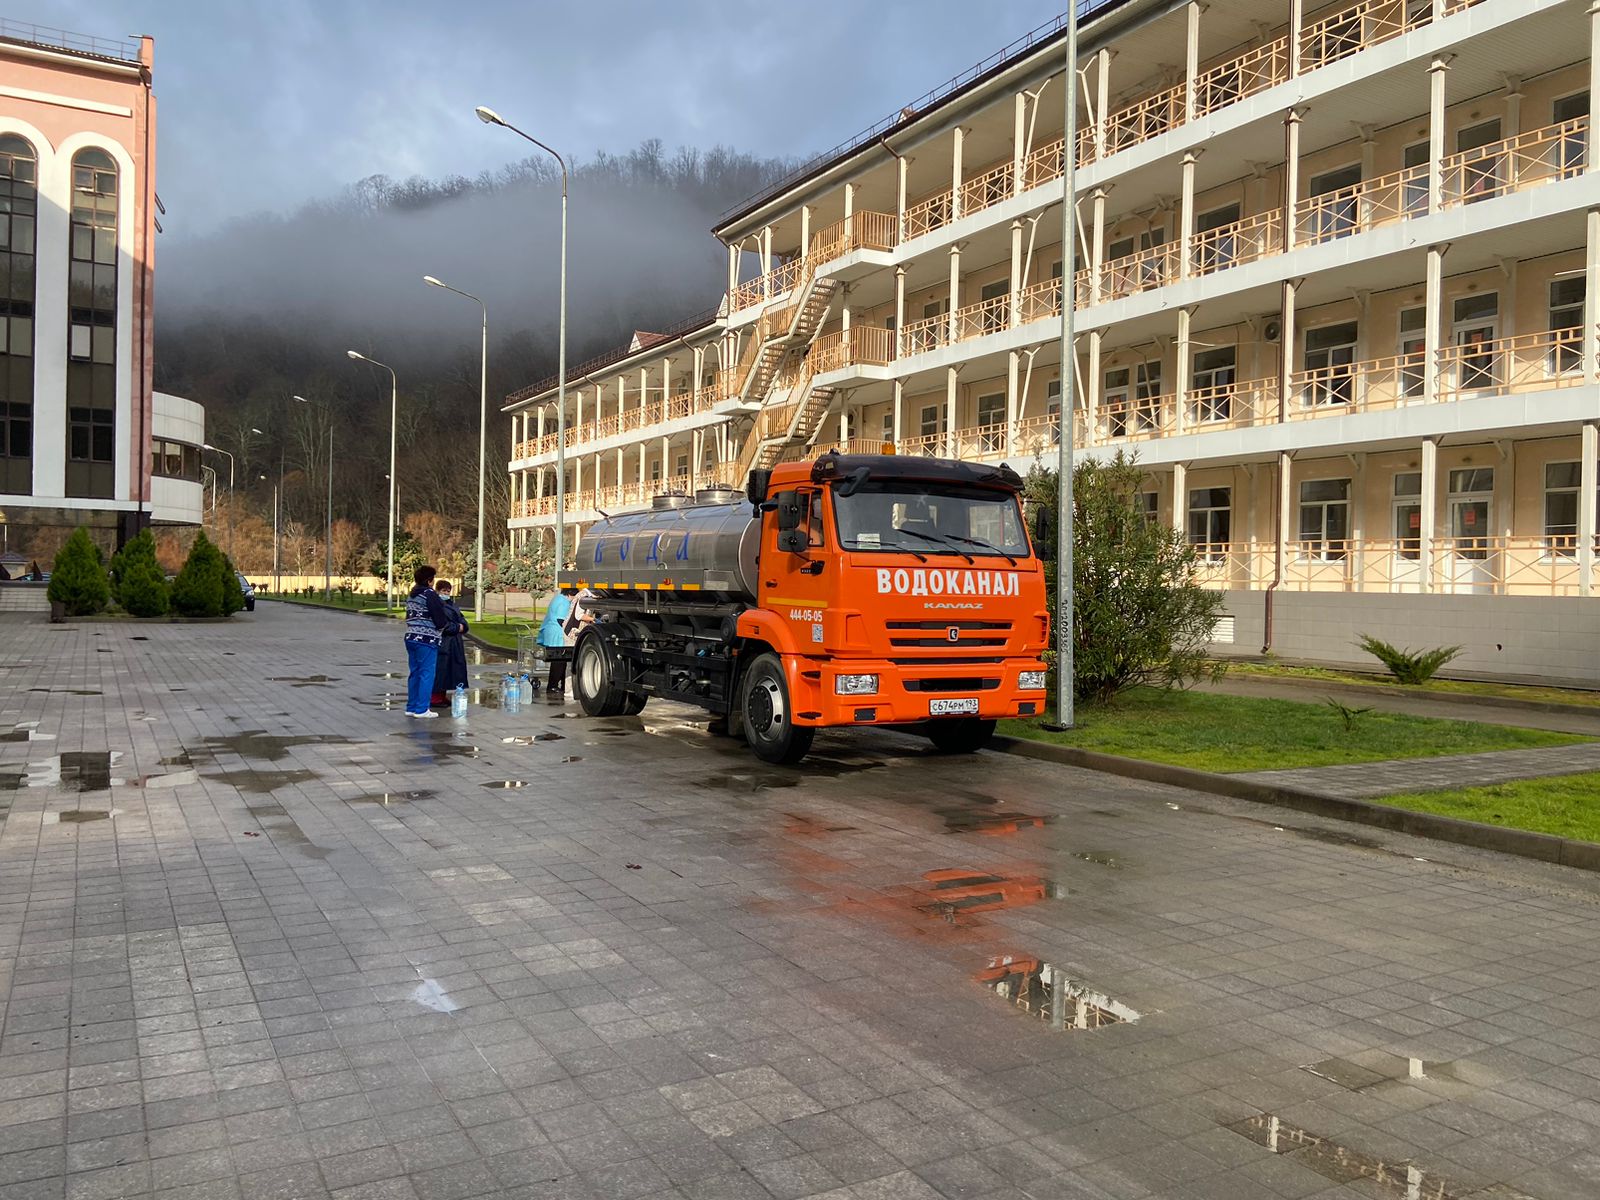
[1358,634,1462,685]
[1026,452,1225,705]
[220,557,245,616]
[110,531,169,618]
[46,528,111,616]
[171,530,227,617]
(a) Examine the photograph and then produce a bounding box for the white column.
[1087,331,1102,444]
[1179,152,1198,279]
[1590,3,1600,172]
[1184,1,1201,120]
[1504,76,1523,140]
[951,126,965,220]
[1276,452,1292,572]
[1174,307,1192,437]
[1172,462,1188,538]
[1006,350,1020,456]
[843,182,855,226]
[892,379,905,448]
[945,367,958,458]
[800,205,811,255]
[1284,110,1303,251]
[1429,56,1450,213]
[1279,280,1297,421]
[1010,220,1024,329]
[1585,210,1600,387]
[637,444,645,485]
[760,226,773,297]
[727,242,738,300]
[1094,49,1111,161]
[894,267,907,358]
[1419,437,1437,594]
[691,429,702,489]
[897,156,909,240]
[1091,188,1107,303]
[536,408,546,442]
[1580,422,1597,595]
[1289,0,1305,76]
[948,246,961,343]
[660,435,669,483]
[692,347,704,410]
[1424,245,1445,404]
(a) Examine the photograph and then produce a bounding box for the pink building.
[0,20,200,560]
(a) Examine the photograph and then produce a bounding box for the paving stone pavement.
[2,603,1600,1200]
[1235,742,1600,799]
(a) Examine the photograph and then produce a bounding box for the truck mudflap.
[783,657,1050,727]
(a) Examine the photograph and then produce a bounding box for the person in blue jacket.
[538,586,578,698]
[403,565,452,717]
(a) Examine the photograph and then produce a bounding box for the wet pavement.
[1,604,1599,1199]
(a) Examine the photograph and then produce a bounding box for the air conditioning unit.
[1263,319,1282,343]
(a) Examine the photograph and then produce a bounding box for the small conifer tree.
[111,530,170,618]
[46,528,111,616]
[171,530,226,618]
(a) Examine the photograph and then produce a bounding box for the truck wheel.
[622,692,647,716]
[739,654,814,765]
[926,718,996,755]
[574,634,629,718]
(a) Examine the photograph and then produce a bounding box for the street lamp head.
[292,394,308,404]
[346,349,365,362]
[423,275,444,288]
[250,427,264,435]
[475,106,505,127]
[202,443,216,451]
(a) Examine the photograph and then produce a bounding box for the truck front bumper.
[789,659,1050,727]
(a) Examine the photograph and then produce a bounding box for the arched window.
[0,135,35,494]
[67,147,117,499]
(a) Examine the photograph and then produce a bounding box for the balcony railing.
[1435,327,1587,398]
[808,326,896,374]
[1187,536,1596,597]
[1299,0,1427,73]
[1191,209,1284,277]
[1440,117,1588,206]
[1194,37,1290,117]
[1186,377,1281,430]
[1296,164,1428,246]
[901,311,951,356]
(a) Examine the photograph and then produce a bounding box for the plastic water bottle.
[518,674,533,706]
[505,673,521,715]
[499,674,513,710]
[450,686,468,719]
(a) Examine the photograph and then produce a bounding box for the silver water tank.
[570,498,760,600]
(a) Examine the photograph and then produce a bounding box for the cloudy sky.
[15,0,1067,238]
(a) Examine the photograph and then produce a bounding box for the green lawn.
[1231,661,1600,709]
[1373,773,1600,843]
[999,687,1586,773]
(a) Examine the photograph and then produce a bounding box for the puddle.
[266,675,339,687]
[353,695,403,710]
[390,731,479,761]
[1072,851,1121,868]
[247,803,287,817]
[1302,1054,1460,1092]
[193,731,353,762]
[941,809,1054,835]
[200,768,318,794]
[411,978,458,1014]
[916,870,1064,923]
[534,732,564,742]
[560,756,583,764]
[363,672,403,679]
[27,688,101,696]
[1227,1113,1467,1199]
[160,753,192,767]
[482,780,528,790]
[49,809,116,824]
[130,636,148,641]
[704,772,798,793]
[784,813,857,836]
[347,790,435,806]
[0,726,55,743]
[976,956,1141,1030]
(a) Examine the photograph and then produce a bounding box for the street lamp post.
[203,444,235,558]
[423,276,489,621]
[258,473,278,593]
[1048,1,1080,732]
[293,395,334,601]
[347,350,400,610]
[476,105,568,576]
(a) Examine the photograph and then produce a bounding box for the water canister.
[505,674,521,715]
[451,686,468,719]
[518,675,532,705]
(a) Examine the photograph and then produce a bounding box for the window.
[1187,487,1231,559]
[674,453,688,477]
[1103,368,1130,439]
[880,410,893,442]
[1453,293,1498,390]
[1308,164,1363,241]
[650,460,661,482]
[1399,307,1426,398]
[1303,322,1358,407]
[149,439,201,481]
[1447,467,1494,560]
[1196,204,1241,272]
[0,135,36,495]
[1555,92,1588,175]
[1133,361,1163,432]
[1298,478,1351,560]
[1456,120,1503,201]
[1543,462,1599,557]
[1135,492,1157,523]
[979,279,1008,333]
[1044,379,1062,446]
[1394,472,1422,560]
[919,404,944,440]
[1550,278,1584,374]
[1191,347,1236,423]
[66,149,117,500]
[922,298,949,321]
[975,392,1005,453]
[1402,141,1429,216]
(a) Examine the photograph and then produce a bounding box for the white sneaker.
[414,710,439,719]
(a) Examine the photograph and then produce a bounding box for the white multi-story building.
[505,0,1600,684]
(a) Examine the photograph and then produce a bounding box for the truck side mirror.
[746,468,772,507]
[1033,505,1055,560]
[777,530,808,554]
[773,491,802,532]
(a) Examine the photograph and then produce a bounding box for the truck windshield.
[833,482,1030,558]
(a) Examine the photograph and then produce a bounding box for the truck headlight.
[834,674,879,695]
[1019,671,1048,690]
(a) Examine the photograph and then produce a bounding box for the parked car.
[237,574,255,611]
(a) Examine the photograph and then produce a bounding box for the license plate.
[929,697,979,716]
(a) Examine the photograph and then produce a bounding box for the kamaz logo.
[947,627,960,642]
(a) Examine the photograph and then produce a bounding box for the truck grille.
[903,678,1000,692]
[887,618,1011,649]
[887,620,1012,631]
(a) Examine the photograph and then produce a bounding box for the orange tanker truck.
[562,451,1051,764]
